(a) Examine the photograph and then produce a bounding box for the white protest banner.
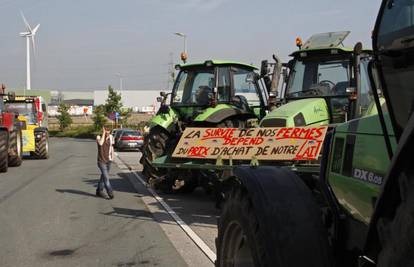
[172,126,328,161]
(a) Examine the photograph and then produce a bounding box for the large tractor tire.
[376,172,414,267]
[9,128,23,167]
[0,131,9,172]
[140,127,170,182]
[33,132,49,159]
[216,167,332,267]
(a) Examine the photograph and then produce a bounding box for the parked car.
[115,130,143,151]
[114,129,131,148]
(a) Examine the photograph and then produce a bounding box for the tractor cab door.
[373,0,414,140]
[231,67,267,119]
[362,0,414,263]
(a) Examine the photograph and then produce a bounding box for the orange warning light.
[180,52,188,62]
[296,37,303,49]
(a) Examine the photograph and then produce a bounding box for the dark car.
[115,130,143,151]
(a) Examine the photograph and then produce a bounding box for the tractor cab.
[261,31,377,127]
[159,60,267,123]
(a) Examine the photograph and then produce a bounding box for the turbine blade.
[32,24,40,35]
[20,11,32,32]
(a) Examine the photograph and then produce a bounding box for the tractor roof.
[176,60,258,70]
[290,31,372,57]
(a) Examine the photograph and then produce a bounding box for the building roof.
[62,99,94,106]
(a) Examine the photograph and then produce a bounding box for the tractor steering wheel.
[318,80,336,90]
[302,88,324,96]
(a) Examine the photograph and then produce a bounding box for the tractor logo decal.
[352,168,383,185]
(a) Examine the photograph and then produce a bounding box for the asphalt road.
[0,138,217,267]
[117,151,219,253]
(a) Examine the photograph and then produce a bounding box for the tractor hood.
[260,98,330,127]
[193,104,255,124]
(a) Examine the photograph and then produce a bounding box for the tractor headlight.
[294,112,306,126]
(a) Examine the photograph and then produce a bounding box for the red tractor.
[0,85,23,172]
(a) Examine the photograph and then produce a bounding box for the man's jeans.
[97,161,113,194]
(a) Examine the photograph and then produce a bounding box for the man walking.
[96,126,115,199]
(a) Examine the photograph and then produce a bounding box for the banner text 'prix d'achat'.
[172,126,328,161]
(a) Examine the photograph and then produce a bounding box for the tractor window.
[378,0,414,37]
[5,102,36,124]
[233,67,261,106]
[376,0,414,135]
[286,58,350,98]
[217,67,231,102]
[172,68,215,106]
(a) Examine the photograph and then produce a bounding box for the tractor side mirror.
[346,87,357,100]
[260,60,269,77]
[346,87,356,94]
[160,91,166,97]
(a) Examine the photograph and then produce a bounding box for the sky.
[0,0,382,91]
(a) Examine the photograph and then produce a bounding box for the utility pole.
[116,73,123,93]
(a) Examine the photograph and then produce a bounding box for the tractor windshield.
[172,66,262,108]
[172,67,228,106]
[5,102,36,124]
[285,58,350,98]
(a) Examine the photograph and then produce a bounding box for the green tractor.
[140,60,269,191]
[260,31,382,129]
[215,1,414,266]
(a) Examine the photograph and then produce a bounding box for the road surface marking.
[115,154,217,264]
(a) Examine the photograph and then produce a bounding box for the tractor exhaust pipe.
[269,54,282,110]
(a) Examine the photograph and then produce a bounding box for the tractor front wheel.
[0,131,9,172]
[140,127,170,182]
[9,128,23,167]
[33,132,49,159]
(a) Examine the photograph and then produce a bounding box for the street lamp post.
[116,73,123,92]
[174,32,188,63]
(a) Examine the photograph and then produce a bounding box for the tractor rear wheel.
[0,131,9,172]
[140,127,170,182]
[216,173,332,267]
[9,128,23,167]
[33,132,49,159]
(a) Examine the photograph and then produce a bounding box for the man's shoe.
[96,190,105,198]
[108,192,114,199]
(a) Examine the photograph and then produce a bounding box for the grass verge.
[49,125,98,139]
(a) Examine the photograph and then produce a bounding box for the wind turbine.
[19,12,39,90]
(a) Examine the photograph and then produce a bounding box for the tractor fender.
[149,107,179,133]
[195,106,254,124]
[228,165,332,265]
